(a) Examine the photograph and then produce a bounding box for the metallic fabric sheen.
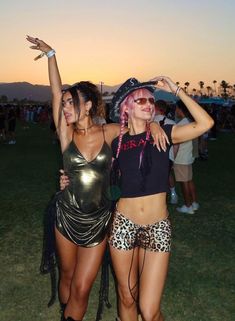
[56,140,112,246]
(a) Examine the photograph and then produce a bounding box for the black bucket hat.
[109,78,156,122]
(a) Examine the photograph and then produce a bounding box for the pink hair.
[116,88,155,162]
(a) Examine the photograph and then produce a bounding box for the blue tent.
[154,89,178,103]
[197,97,226,105]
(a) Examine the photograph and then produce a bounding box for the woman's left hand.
[26,35,52,60]
[150,122,170,152]
[151,76,178,95]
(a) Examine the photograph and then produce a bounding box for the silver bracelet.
[46,49,56,58]
[175,86,181,97]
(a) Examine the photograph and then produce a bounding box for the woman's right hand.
[26,35,52,60]
[150,76,178,95]
[59,169,70,190]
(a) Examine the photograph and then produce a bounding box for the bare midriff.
[116,192,168,225]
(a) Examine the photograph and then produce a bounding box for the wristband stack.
[34,49,56,61]
[46,49,56,58]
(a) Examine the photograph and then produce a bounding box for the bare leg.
[110,245,139,321]
[169,171,175,189]
[55,228,77,304]
[64,238,107,320]
[180,181,192,206]
[188,180,197,203]
[139,250,170,321]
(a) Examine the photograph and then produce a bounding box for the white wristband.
[46,49,56,58]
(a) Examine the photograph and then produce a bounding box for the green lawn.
[0,123,234,321]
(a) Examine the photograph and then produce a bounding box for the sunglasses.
[134,97,155,105]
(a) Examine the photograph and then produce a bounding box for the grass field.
[0,122,234,321]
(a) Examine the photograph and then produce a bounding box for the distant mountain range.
[0,82,177,102]
[0,82,121,102]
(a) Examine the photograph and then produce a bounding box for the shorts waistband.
[114,208,170,227]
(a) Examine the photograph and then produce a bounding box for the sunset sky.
[1,0,234,90]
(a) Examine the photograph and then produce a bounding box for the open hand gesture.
[150,76,178,95]
[26,35,52,60]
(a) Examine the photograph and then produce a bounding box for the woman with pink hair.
[108,76,214,321]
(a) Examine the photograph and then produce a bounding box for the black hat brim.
[110,81,156,123]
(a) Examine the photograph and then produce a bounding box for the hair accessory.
[109,78,156,122]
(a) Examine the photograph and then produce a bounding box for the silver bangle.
[46,49,56,58]
[175,86,181,97]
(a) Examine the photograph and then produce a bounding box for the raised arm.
[152,76,214,144]
[26,36,66,135]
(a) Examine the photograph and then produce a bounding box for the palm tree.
[198,81,204,96]
[220,80,229,99]
[213,80,217,96]
[206,86,212,97]
[192,88,197,96]
[100,81,104,95]
[184,82,190,93]
[176,82,180,86]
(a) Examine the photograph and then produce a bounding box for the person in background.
[7,107,17,144]
[154,99,179,204]
[208,104,217,140]
[174,100,200,214]
[0,106,6,142]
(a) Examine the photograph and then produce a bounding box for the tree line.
[0,79,234,103]
[177,80,235,99]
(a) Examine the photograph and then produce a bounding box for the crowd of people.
[0,105,17,144]
[0,104,53,144]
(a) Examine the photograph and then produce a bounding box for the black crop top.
[111,124,173,198]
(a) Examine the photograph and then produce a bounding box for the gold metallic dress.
[55,138,112,247]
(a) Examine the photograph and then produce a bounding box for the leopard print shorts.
[108,210,171,252]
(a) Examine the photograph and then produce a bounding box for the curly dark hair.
[62,81,105,120]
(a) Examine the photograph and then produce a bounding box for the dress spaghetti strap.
[102,124,106,142]
[72,128,76,141]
